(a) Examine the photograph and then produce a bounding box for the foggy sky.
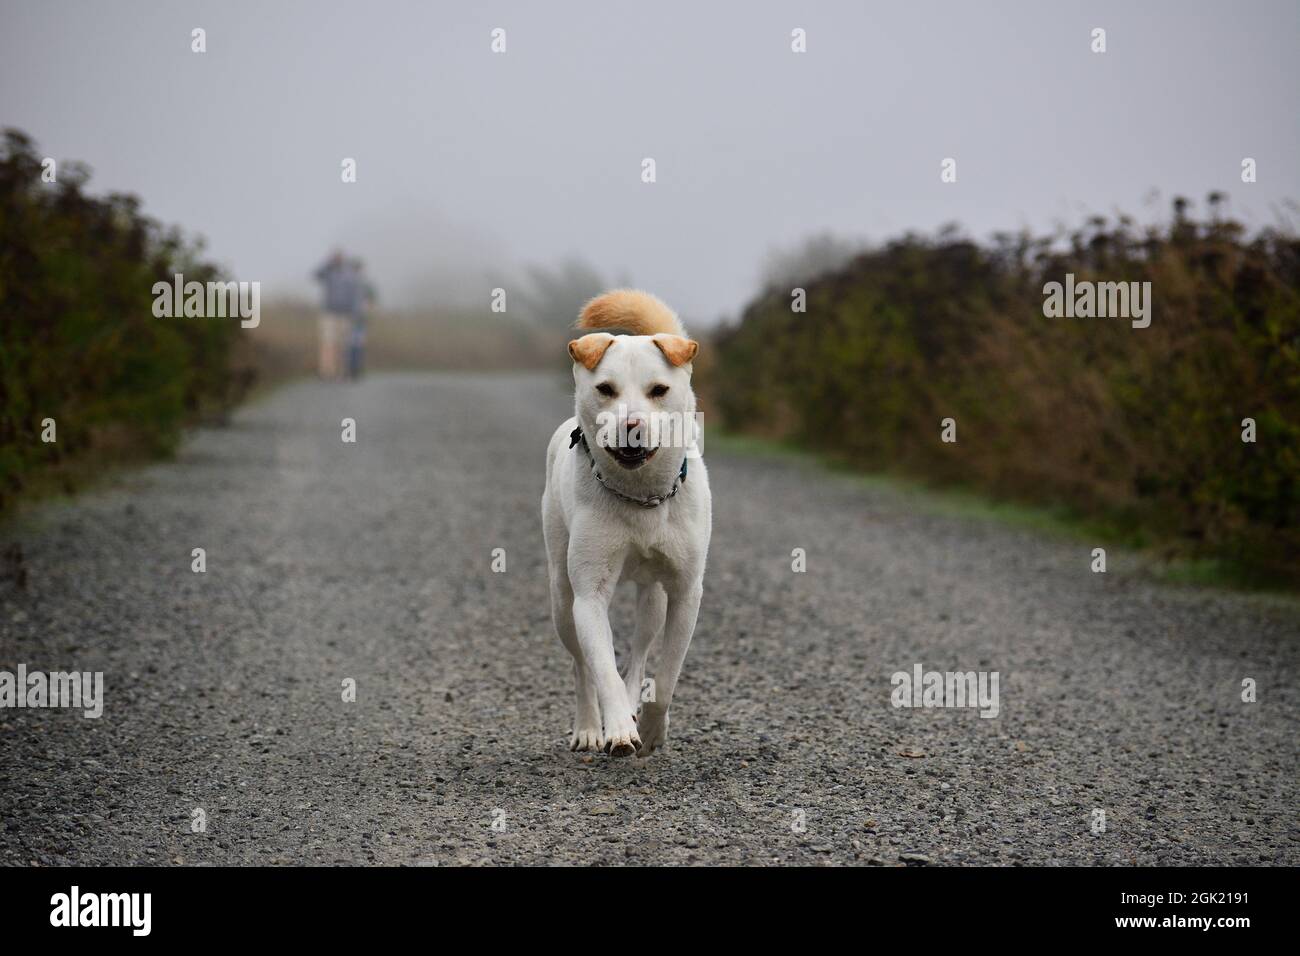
[2,0,1297,324]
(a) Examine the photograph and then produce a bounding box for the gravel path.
[1,372,1296,866]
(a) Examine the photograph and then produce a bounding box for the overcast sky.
[2,0,1297,324]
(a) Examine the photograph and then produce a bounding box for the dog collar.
[570,426,687,508]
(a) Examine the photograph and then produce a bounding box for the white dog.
[542,290,711,757]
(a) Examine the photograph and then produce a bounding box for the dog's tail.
[576,289,685,337]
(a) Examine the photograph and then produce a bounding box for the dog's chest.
[618,541,674,584]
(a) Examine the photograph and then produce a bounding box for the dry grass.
[247,299,565,384]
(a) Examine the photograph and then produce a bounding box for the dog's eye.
[595,382,617,397]
[648,384,669,398]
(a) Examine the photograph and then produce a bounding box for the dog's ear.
[568,333,616,371]
[652,334,699,367]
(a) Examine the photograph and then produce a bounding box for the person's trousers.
[318,313,349,379]
[347,325,366,380]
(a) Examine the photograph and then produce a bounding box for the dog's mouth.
[603,445,658,470]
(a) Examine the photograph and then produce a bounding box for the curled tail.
[576,289,685,337]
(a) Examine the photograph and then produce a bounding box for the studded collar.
[570,426,687,508]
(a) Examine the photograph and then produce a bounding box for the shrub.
[709,204,1300,584]
[0,129,244,511]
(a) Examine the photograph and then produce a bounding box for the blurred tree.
[505,258,616,331]
[759,232,864,291]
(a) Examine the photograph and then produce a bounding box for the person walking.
[312,251,363,381]
[346,259,376,381]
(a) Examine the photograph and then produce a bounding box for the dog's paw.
[569,727,605,753]
[635,702,669,757]
[602,713,641,758]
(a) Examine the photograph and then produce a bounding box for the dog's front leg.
[551,575,603,752]
[571,587,641,756]
[623,582,666,720]
[636,576,702,756]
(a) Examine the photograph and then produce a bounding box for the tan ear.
[652,333,699,367]
[567,333,616,371]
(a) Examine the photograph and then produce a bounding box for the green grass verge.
[707,430,1295,596]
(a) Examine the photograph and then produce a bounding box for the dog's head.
[568,332,699,470]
